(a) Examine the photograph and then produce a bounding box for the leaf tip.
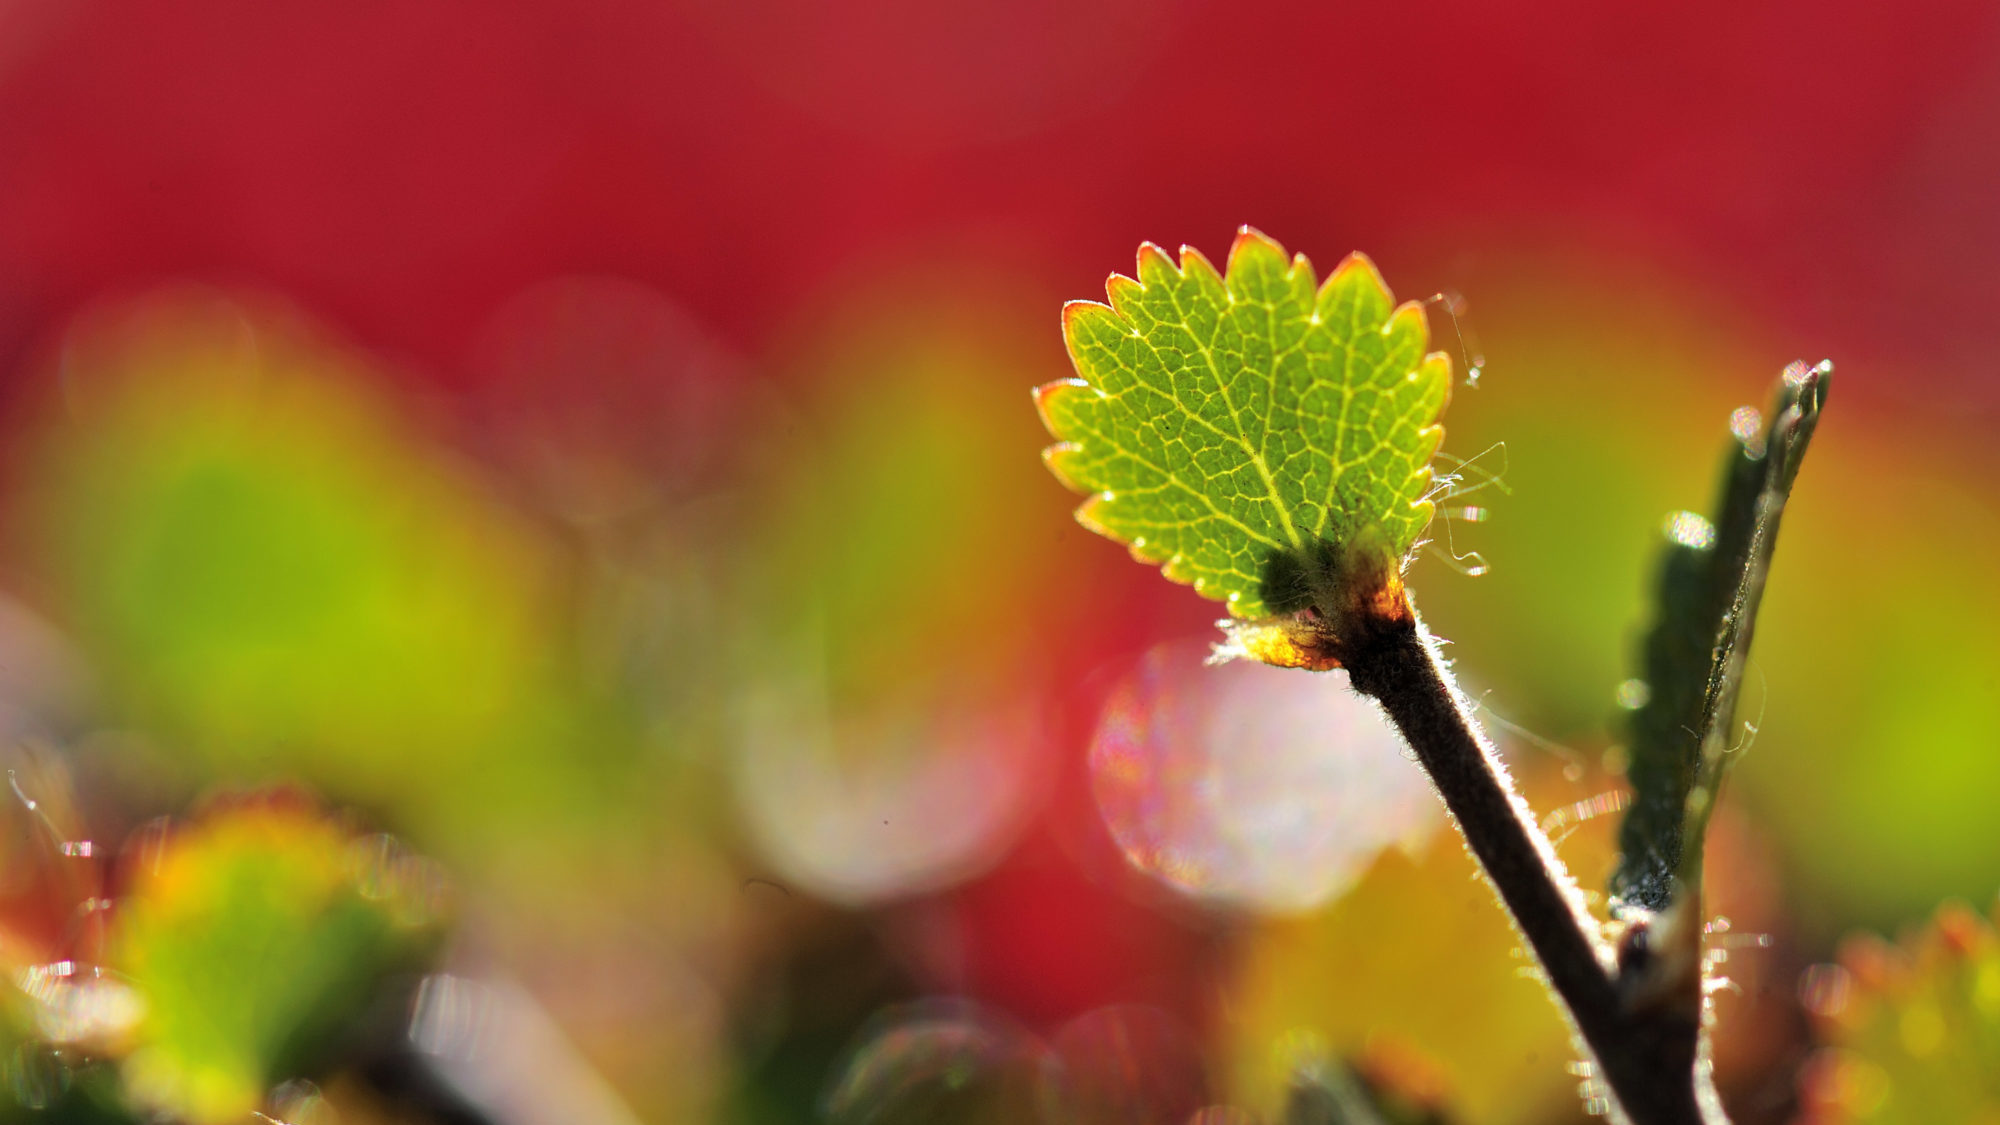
[1074,492,1112,537]
[1226,225,1289,274]
[1383,299,1431,348]
[1782,357,1833,413]
[1040,441,1084,491]
[1417,350,1454,414]
[1135,241,1178,285]
[1156,549,1200,589]
[1327,251,1394,308]
[1060,298,1118,346]
[1105,273,1145,318]
[1178,244,1223,286]
[1031,378,1087,435]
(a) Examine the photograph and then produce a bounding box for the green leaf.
[1612,361,1831,916]
[110,796,446,1124]
[1036,229,1450,639]
[30,297,553,810]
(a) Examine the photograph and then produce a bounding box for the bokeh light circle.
[1050,1004,1208,1125]
[731,672,1039,907]
[1089,642,1436,914]
[823,998,1051,1125]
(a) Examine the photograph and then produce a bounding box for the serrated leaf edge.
[1035,226,1451,619]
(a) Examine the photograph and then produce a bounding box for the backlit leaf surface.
[1037,229,1449,624]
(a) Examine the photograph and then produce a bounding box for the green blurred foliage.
[1745,445,2000,933]
[24,296,554,817]
[718,268,1082,915]
[14,296,720,958]
[743,270,1067,716]
[110,796,444,1123]
[1798,900,2000,1123]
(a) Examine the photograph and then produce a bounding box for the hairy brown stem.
[1340,603,1724,1125]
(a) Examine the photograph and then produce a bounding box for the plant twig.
[1677,361,1829,898]
[1614,361,1832,921]
[1341,605,1725,1125]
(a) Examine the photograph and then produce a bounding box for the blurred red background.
[5,0,1995,401]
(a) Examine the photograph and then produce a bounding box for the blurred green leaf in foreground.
[111,793,446,1123]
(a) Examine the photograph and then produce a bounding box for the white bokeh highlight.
[1090,641,1437,913]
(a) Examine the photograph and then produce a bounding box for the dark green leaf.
[1612,361,1831,915]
